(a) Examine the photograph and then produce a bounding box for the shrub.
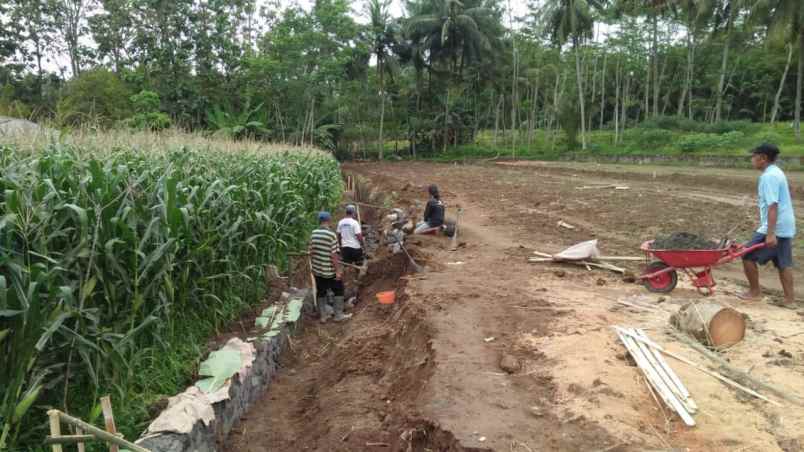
[558,102,580,150]
[124,90,172,131]
[626,128,675,148]
[56,69,132,127]
[676,131,745,152]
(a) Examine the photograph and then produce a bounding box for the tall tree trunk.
[678,24,694,117]
[511,45,519,156]
[443,83,449,153]
[715,9,736,123]
[600,52,607,130]
[652,12,659,118]
[688,42,696,120]
[574,39,587,150]
[614,60,621,144]
[621,73,630,142]
[771,44,794,124]
[378,59,385,160]
[797,30,804,141]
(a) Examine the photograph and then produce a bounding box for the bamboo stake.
[614,327,782,406]
[49,411,63,452]
[47,410,150,452]
[100,396,119,452]
[76,427,86,452]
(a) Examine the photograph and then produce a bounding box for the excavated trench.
[224,176,486,452]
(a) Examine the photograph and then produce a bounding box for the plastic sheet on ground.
[554,240,601,261]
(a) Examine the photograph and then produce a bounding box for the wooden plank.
[100,396,119,452]
[76,427,86,452]
[615,327,782,406]
[636,329,692,401]
[631,328,697,414]
[617,331,696,426]
[48,411,64,452]
[596,256,645,262]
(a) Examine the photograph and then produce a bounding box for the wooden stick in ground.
[76,427,86,452]
[48,411,63,452]
[613,327,782,406]
[48,410,151,452]
[100,396,119,452]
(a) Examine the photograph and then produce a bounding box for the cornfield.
[0,132,341,449]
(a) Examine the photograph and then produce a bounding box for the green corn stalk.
[0,140,342,449]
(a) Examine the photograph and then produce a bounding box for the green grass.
[0,130,342,450]
[397,122,804,166]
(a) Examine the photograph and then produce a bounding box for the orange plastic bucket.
[376,291,396,305]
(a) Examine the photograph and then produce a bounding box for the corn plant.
[0,140,341,449]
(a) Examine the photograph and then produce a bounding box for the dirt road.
[226,161,804,452]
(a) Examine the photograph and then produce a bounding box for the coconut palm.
[753,0,804,140]
[537,0,607,150]
[405,0,502,151]
[366,0,400,159]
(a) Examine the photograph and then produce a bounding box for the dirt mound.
[653,232,718,250]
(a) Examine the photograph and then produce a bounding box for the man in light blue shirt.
[741,144,796,306]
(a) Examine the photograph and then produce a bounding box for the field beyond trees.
[0,130,340,450]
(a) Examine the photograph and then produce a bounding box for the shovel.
[450,207,463,251]
[393,235,425,273]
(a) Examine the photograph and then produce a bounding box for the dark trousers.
[314,275,344,299]
[341,247,364,265]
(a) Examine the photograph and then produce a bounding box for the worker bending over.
[310,211,352,322]
[337,204,365,264]
[741,144,796,306]
[415,184,445,234]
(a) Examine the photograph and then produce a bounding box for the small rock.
[499,354,521,374]
[657,297,666,304]
[779,349,794,359]
[596,278,607,286]
[621,272,637,283]
[554,270,567,278]
[478,437,487,442]
[529,406,545,418]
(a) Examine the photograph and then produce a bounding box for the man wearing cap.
[741,143,796,306]
[310,211,352,322]
[337,205,365,265]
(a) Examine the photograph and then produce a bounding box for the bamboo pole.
[613,328,782,407]
[47,410,151,452]
[48,411,63,452]
[45,435,96,445]
[100,396,119,452]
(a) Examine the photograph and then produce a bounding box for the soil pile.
[653,232,718,250]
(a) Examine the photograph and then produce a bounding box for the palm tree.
[366,0,400,159]
[405,0,501,151]
[537,0,607,150]
[753,0,804,140]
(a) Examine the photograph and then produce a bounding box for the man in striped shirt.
[310,211,352,322]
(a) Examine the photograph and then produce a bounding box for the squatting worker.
[414,184,445,234]
[337,205,365,265]
[740,143,796,306]
[310,211,352,322]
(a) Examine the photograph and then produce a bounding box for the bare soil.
[225,161,804,452]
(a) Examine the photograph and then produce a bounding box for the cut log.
[670,302,745,348]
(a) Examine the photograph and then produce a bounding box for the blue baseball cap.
[318,211,332,222]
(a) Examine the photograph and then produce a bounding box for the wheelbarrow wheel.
[642,262,678,293]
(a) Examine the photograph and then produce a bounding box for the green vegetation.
[425,121,804,164]
[1,0,801,158]
[0,131,340,450]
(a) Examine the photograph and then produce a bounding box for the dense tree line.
[0,0,803,154]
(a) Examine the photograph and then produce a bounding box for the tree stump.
[670,301,746,348]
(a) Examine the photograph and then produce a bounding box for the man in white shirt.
[337,205,365,265]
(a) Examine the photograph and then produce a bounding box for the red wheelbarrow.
[639,240,765,295]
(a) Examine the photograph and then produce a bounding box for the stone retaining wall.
[135,289,313,452]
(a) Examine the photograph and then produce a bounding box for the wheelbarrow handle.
[718,242,766,265]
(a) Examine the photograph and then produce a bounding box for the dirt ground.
[225,161,804,452]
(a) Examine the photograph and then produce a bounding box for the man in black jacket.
[414,184,445,234]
